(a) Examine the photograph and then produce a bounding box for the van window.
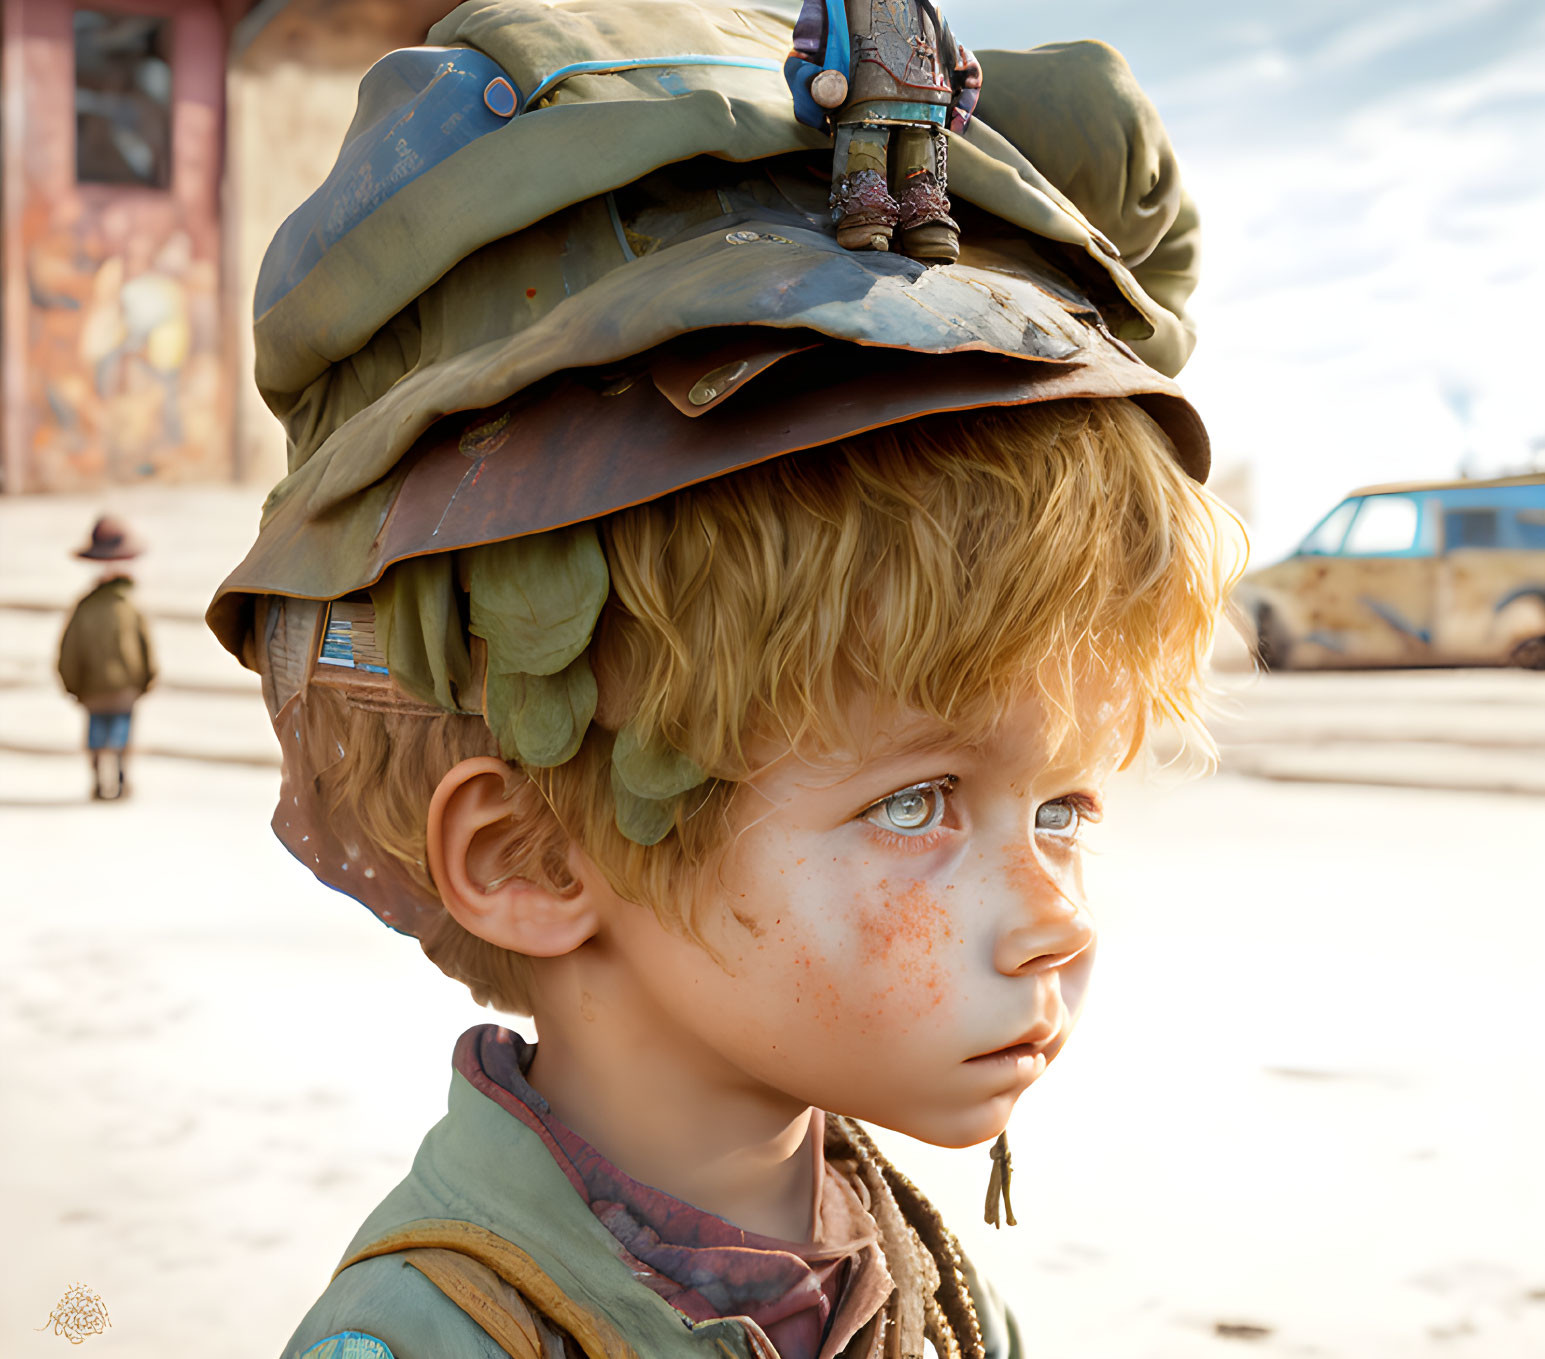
[1344,494,1420,555]
[1516,508,1545,550]
[1298,499,1358,555]
[1445,508,1498,550]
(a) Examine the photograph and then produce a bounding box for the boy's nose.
[993,906,1095,976]
[993,853,1096,975]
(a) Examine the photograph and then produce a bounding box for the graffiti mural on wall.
[24,196,225,489]
[2,0,230,492]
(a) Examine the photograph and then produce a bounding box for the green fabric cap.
[244,2,1197,537]
[213,5,1205,654]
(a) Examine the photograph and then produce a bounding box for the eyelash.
[857,781,1102,853]
[859,776,959,852]
[1034,795,1101,842]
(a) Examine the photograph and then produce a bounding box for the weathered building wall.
[1,0,230,492]
[228,0,450,488]
[0,0,454,493]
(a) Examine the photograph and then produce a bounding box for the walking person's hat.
[75,516,144,562]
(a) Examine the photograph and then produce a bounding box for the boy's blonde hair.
[300,397,1243,1015]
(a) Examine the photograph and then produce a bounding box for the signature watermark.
[36,1283,112,1344]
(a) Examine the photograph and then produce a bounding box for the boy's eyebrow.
[782,717,1124,799]
[879,728,976,762]
[784,728,975,795]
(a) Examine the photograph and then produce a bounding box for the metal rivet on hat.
[689,360,750,406]
[484,77,517,117]
[725,230,760,245]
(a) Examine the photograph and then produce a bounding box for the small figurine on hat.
[785,0,982,261]
[57,516,156,801]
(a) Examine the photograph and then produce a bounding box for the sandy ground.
[3,488,1543,1357]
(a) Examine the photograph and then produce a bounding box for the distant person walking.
[57,516,156,800]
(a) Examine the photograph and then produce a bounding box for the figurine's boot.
[896,172,959,262]
[90,751,106,801]
[833,170,900,251]
[831,126,898,252]
[894,129,959,264]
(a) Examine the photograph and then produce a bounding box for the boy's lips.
[965,1025,1059,1065]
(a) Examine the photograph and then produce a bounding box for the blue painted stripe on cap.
[256,49,782,319]
[520,55,783,110]
[254,47,521,319]
[822,0,850,77]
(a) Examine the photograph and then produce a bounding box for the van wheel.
[1255,605,1290,672]
[1510,636,1545,669]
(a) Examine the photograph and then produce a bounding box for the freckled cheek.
[1004,841,1083,911]
[739,875,853,1033]
[1004,843,1047,904]
[736,860,966,1037]
[780,939,850,1032]
[841,877,963,1031]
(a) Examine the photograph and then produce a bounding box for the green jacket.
[282,1066,1022,1359]
[57,579,156,712]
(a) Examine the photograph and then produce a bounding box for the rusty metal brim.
[209,332,1203,663]
[210,224,1206,664]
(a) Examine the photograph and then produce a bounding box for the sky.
[958,0,1545,561]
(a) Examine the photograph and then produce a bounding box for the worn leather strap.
[335,1218,640,1359]
[398,1247,550,1359]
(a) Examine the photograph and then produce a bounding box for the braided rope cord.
[836,1119,987,1359]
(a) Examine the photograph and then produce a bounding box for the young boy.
[207,4,1239,1355]
[58,515,157,801]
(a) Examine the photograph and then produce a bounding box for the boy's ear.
[426,757,600,957]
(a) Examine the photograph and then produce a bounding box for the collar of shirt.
[456,1025,894,1359]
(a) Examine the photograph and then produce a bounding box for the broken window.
[75,11,173,188]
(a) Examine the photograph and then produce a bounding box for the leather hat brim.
[209,221,1206,660]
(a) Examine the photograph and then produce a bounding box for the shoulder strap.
[336,1218,639,1359]
[397,1246,550,1359]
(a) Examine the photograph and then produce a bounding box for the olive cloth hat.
[207,0,1207,933]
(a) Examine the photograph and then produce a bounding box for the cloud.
[958,0,1545,560]
[1307,0,1514,73]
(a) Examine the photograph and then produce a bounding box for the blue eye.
[862,777,957,837]
[1034,799,1080,837]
